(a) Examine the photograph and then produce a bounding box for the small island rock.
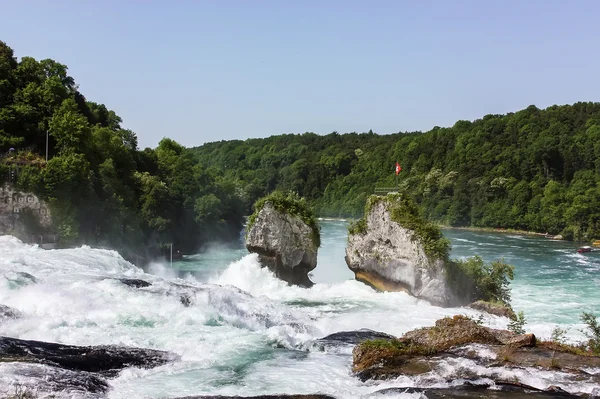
[246,192,320,287]
[345,194,455,306]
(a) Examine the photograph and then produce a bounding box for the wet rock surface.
[0,363,109,396]
[353,315,600,394]
[302,329,395,352]
[168,396,335,399]
[0,336,177,375]
[375,383,585,398]
[118,278,152,288]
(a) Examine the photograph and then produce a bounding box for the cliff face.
[0,184,52,242]
[246,202,318,287]
[345,195,455,306]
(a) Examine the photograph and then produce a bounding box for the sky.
[1,1,599,149]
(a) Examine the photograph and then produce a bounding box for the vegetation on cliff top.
[349,193,450,261]
[247,190,321,247]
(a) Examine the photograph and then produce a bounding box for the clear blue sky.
[2,1,599,149]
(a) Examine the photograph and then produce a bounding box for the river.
[0,221,599,398]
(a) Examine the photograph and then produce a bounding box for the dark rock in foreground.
[376,383,583,398]
[353,315,600,395]
[168,395,335,399]
[319,329,395,345]
[302,329,395,353]
[0,336,177,375]
[2,362,109,395]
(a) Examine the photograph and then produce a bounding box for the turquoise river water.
[0,220,599,398]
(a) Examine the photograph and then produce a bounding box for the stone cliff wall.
[0,184,52,241]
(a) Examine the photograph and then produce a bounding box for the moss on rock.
[349,193,450,261]
[247,190,320,247]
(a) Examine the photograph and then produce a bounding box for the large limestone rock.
[345,194,454,306]
[246,201,319,287]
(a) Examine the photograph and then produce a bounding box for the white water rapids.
[1,221,599,398]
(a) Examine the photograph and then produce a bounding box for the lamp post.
[46,131,48,162]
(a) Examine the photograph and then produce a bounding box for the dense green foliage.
[445,256,514,305]
[0,41,245,258]
[247,190,320,247]
[192,103,600,241]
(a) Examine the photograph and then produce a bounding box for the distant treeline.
[3,38,600,253]
[0,40,245,257]
[192,102,600,241]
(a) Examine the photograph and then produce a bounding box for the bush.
[247,190,320,247]
[348,218,367,235]
[580,312,600,354]
[446,255,515,305]
[507,311,527,334]
[550,326,569,344]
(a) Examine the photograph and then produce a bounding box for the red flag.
[395,162,402,175]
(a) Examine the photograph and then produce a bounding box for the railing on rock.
[374,187,399,195]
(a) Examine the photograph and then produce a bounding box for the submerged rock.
[345,194,454,306]
[469,300,516,320]
[0,304,21,321]
[118,278,152,288]
[246,193,320,287]
[353,315,600,392]
[318,329,395,346]
[169,395,335,399]
[0,363,109,396]
[0,336,178,375]
[303,329,395,352]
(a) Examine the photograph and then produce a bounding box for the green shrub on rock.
[580,312,600,354]
[445,255,514,306]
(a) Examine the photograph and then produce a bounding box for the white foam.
[1,230,598,399]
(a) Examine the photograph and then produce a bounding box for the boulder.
[0,336,178,375]
[352,315,600,387]
[170,396,335,399]
[246,195,319,287]
[302,329,395,353]
[345,194,454,306]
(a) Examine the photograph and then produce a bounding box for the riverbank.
[438,225,563,240]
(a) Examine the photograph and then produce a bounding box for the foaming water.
[1,223,599,398]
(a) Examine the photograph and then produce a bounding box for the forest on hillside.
[3,38,600,253]
[0,41,245,258]
[191,102,600,241]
